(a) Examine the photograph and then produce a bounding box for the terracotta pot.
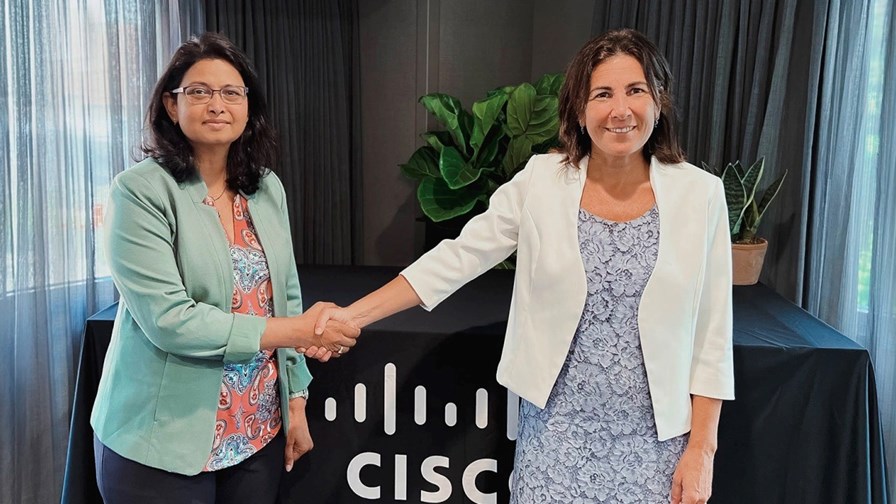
[731,239,768,285]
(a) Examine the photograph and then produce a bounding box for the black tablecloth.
[62,266,888,503]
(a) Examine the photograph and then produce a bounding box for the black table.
[62,266,888,503]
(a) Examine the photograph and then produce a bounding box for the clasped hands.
[298,302,359,362]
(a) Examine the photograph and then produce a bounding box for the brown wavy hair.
[141,32,278,194]
[558,28,685,166]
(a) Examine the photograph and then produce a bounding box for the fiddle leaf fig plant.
[400,73,564,222]
[701,157,787,244]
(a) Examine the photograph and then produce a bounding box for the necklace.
[209,186,227,202]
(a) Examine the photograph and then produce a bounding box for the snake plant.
[701,157,787,244]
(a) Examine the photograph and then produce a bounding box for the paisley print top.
[203,194,281,471]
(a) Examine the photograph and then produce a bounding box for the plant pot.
[731,239,768,285]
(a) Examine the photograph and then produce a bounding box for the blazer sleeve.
[269,172,312,393]
[401,158,535,310]
[105,172,265,363]
[689,178,735,399]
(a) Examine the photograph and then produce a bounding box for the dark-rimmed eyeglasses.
[170,85,249,105]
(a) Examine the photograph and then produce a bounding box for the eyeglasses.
[170,85,249,105]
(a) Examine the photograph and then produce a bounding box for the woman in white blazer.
[306,29,733,504]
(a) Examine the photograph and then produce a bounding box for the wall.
[358,0,594,265]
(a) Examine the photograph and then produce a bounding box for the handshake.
[296,302,360,362]
[291,275,416,361]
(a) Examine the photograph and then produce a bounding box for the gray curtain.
[591,0,824,302]
[202,0,362,265]
[0,1,190,502]
[805,0,896,498]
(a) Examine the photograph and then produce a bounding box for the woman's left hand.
[284,398,313,472]
[670,443,714,504]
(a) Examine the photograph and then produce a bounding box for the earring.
[580,124,586,135]
[654,115,660,128]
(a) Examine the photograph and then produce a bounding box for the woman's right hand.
[298,304,359,362]
[299,302,360,357]
[299,276,421,361]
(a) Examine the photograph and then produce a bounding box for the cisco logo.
[346,453,501,503]
[321,363,519,503]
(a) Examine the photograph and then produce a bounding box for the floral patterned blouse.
[203,193,281,471]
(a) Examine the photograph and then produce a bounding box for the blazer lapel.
[185,176,233,300]
[242,191,287,317]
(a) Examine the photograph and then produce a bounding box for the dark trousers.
[93,431,285,504]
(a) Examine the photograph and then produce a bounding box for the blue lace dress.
[510,206,689,503]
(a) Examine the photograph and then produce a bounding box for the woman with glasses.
[90,32,359,503]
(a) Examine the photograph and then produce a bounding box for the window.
[855,0,887,312]
[1,1,174,293]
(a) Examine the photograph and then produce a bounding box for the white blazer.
[401,153,734,440]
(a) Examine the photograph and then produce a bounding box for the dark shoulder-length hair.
[558,28,685,167]
[142,32,277,194]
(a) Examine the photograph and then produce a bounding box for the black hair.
[142,32,277,193]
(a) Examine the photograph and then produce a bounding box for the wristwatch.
[289,388,309,400]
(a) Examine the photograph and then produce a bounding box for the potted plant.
[400,73,564,266]
[701,158,787,285]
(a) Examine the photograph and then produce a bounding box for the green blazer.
[91,158,312,475]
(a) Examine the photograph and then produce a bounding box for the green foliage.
[400,73,564,222]
[701,157,787,244]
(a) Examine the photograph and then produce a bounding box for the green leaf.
[458,110,474,155]
[487,85,516,98]
[523,95,559,145]
[470,93,509,156]
[419,94,470,154]
[737,158,764,235]
[506,86,559,147]
[738,199,761,243]
[721,164,747,239]
[535,73,564,96]
[505,83,537,137]
[422,131,455,153]
[502,136,534,175]
[400,146,440,180]
[729,160,746,180]
[440,146,486,189]
[494,259,516,269]
[742,199,760,233]
[475,128,505,167]
[754,169,787,224]
[740,158,764,205]
[417,176,480,222]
